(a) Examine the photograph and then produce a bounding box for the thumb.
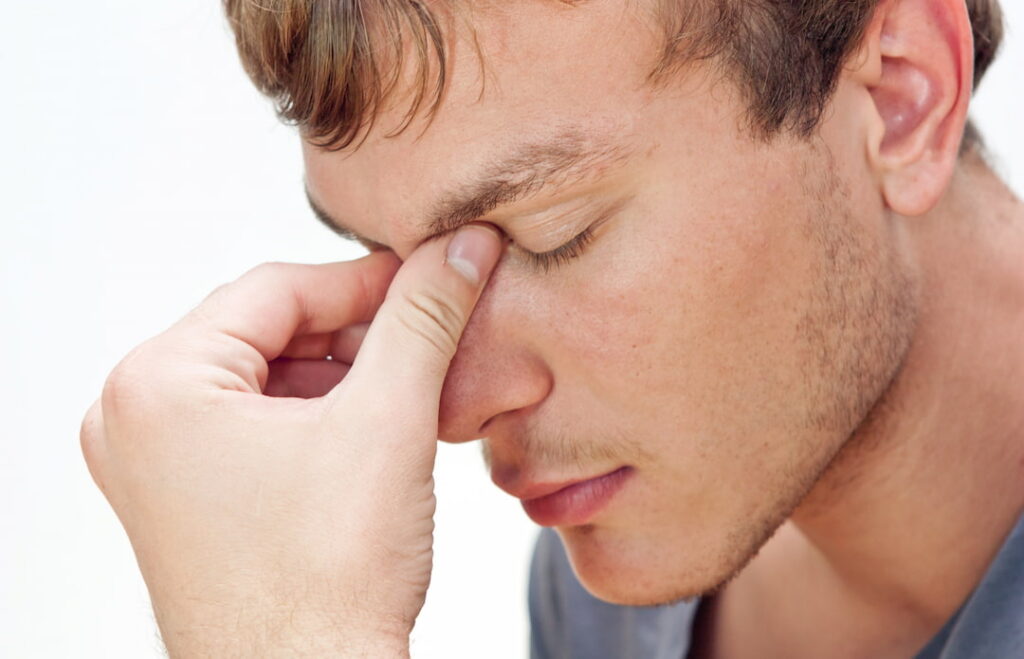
[342,223,504,413]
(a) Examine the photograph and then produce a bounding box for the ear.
[847,0,974,216]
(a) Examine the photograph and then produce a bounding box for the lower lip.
[521,466,633,527]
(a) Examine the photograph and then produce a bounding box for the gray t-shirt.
[529,514,1024,658]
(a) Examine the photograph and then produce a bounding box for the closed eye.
[515,196,629,272]
[521,225,597,272]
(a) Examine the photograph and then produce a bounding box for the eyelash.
[521,224,598,273]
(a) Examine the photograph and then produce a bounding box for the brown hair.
[222,0,1004,151]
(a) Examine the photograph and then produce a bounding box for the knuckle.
[192,261,299,326]
[79,401,102,459]
[398,287,465,355]
[200,281,231,306]
[245,261,291,280]
[101,344,152,418]
[79,400,108,490]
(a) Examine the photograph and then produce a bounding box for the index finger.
[181,250,400,363]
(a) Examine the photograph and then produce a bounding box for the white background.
[1,3,1021,658]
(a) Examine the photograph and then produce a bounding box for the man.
[80,0,1023,656]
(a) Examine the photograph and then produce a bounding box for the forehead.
[302,0,666,250]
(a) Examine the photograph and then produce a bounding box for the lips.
[500,475,602,501]
[514,466,634,527]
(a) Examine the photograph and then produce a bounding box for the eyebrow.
[306,131,632,249]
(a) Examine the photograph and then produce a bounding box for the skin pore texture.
[302,1,1024,656]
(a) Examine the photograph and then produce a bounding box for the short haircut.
[222,0,1004,152]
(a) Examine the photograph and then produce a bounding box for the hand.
[80,224,504,657]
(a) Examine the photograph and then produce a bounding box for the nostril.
[478,414,498,436]
[437,339,553,445]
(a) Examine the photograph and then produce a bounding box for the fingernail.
[446,224,503,285]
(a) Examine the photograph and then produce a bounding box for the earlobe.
[857,0,974,216]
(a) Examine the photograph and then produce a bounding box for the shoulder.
[917,514,1024,658]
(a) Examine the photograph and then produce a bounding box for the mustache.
[479,422,654,475]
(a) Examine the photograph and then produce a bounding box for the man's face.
[304,1,918,605]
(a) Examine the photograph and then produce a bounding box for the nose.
[437,275,552,443]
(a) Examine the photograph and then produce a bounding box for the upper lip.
[495,468,622,501]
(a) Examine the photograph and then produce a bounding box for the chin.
[555,523,739,607]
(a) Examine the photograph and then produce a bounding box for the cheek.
[537,191,817,416]
[525,151,852,489]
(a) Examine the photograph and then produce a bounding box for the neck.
[788,152,1024,630]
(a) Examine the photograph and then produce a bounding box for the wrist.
[155,600,412,658]
[161,623,411,658]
